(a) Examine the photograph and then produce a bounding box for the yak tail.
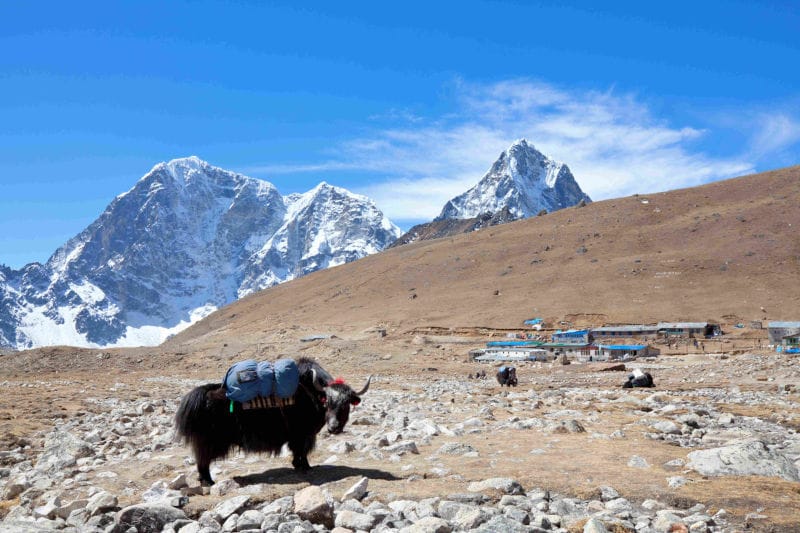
[175,383,220,445]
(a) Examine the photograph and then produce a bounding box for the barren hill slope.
[165,165,800,352]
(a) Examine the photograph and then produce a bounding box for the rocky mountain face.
[437,139,590,221]
[0,157,401,349]
[388,207,517,248]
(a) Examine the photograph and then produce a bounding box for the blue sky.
[2,1,799,269]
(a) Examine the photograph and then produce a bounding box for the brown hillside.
[167,165,800,350]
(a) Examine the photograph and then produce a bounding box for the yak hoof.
[292,457,311,472]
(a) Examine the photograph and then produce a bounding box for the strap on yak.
[227,395,297,412]
[241,395,296,410]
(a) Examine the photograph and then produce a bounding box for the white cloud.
[749,112,800,158]
[339,80,756,219]
[245,79,794,221]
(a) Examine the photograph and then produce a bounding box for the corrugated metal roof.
[484,346,546,353]
[657,322,708,329]
[540,342,592,348]
[474,352,544,362]
[592,325,658,332]
[599,344,647,350]
[486,341,542,347]
[768,321,800,328]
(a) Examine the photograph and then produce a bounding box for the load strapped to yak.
[223,358,300,409]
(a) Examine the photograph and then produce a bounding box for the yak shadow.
[233,465,402,487]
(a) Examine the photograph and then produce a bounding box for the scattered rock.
[687,439,800,481]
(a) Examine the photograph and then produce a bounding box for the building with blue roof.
[552,329,593,344]
[768,321,800,349]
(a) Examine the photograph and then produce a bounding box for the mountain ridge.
[163,164,800,353]
[436,139,591,221]
[0,157,401,349]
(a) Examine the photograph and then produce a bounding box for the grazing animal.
[622,368,655,388]
[496,365,518,387]
[175,357,370,485]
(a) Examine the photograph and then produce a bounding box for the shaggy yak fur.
[622,369,655,388]
[496,366,518,387]
[175,357,370,485]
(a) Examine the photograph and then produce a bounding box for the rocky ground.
[1,335,799,533]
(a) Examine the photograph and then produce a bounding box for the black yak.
[496,365,518,387]
[175,357,370,485]
[622,368,655,388]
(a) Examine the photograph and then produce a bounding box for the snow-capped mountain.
[436,139,591,221]
[0,157,401,350]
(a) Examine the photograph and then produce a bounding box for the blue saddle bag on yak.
[223,358,299,403]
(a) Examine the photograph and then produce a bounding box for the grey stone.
[627,455,650,468]
[668,476,689,488]
[341,476,369,501]
[54,498,88,520]
[598,486,619,502]
[86,490,118,516]
[472,514,531,532]
[261,495,293,515]
[114,503,186,533]
[168,473,189,490]
[35,430,93,474]
[467,477,524,494]
[235,509,264,531]
[385,441,420,455]
[502,505,530,524]
[604,498,631,512]
[687,439,800,481]
[584,517,610,533]
[437,442,476,455]
[211,495,251,522]
[177,522,202,533]
[452,507,488,529]
[335,509,378,530]
[293,486,333,528]
[653,510,685,532]
[399,516,451,533]
[277,519,316,533]
[652,421,681,435]
[499,495,532,511]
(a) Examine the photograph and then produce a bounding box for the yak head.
[312,370,371,434]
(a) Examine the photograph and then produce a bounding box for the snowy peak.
[436,139,590,221]
[1,158,401,350]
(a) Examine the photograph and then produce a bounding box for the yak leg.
[193,443,216,486]
[289,434,316,472]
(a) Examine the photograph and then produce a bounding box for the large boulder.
[293,485,334,529]
[467,477,524,495]
[35,430,94,473]
[112,503,186,532]
[687,439,800,481]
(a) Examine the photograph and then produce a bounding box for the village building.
[540,342,597,359]
[767,321,800,351]
[551,329,593,344]
[656,322,719,338]
[470,346,550,362]
[571,344,659,362]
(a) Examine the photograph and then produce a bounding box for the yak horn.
[311,369,325,391]
[355,375,372,396]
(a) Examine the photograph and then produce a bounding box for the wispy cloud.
[339,79,759,220]
[239,161,361,175]
[244,79,797,222]
[749,112,800,159]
